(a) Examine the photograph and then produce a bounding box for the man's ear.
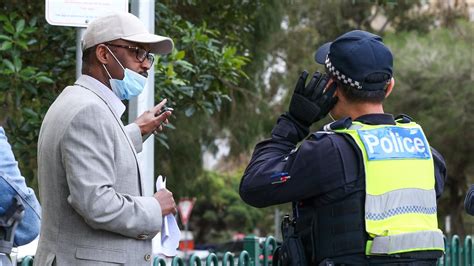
[96,44,109,64]
[384,77,395,98]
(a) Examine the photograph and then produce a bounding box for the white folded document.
[152,175,181,257]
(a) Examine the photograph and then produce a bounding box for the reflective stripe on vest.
[366,188,437,221]
[370,230,444,254]
[334,121,444,255]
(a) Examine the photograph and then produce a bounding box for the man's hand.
[288,71,338,127]
[134,99,173,136]
[154,188,177,217]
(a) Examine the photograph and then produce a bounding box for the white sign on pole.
[178,199,195,225]
[45,0,128,27]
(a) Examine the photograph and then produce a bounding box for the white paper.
[152,175,181,257]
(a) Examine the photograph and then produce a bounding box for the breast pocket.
[75,246,127,265]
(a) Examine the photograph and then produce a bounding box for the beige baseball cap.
[82,12,174,54]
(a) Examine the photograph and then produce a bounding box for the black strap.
[0,196,25,254]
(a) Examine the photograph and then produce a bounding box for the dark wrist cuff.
[271,113,310,143]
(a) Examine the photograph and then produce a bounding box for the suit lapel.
[74,77,144,196]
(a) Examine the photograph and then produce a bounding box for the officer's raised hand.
[288,70,338,127]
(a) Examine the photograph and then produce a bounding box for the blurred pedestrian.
[0,126,41,246]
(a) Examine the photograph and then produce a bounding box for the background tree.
[153,1,287,242]
[0,8,76,189]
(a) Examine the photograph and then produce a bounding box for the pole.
[130,0,156,197]
[184,222,189,260]
[75,28,85,79]
[130,0,159,257]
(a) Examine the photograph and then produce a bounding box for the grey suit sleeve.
[124,123,143,153]
[60,104,161,239]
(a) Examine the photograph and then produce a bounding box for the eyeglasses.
[105,43,154,65]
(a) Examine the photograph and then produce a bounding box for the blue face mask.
[102,47,147,100]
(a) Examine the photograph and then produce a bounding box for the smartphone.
[156,106,174,117]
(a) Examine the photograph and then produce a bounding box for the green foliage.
[154,3,249,117]
[0,12,71,188]
[184,170,277,243]
[1,2,76,189]
[162,0,283,63]
[150,3,253,161]
[152,3,287,243]
[158,0,286,155]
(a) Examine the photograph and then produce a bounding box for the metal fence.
[18,235,277,266]
[438,235,473,266]
[19,235,474,266]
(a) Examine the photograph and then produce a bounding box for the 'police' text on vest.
[358,127,431,160]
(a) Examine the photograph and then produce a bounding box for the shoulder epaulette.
[322,117,353,131]
[394,114,413,123]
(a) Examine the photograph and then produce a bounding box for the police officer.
[239,30,447,265]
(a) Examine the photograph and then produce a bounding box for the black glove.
[288,71,338,127]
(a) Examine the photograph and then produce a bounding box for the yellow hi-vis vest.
[333,120,444,255]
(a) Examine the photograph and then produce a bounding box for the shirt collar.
[354,113,396,125]
[80,75,126,117]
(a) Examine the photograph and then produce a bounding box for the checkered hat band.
[325,57,362,90]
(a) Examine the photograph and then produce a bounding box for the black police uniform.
[239,113,446,265]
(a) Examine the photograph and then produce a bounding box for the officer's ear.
[384,77,395,99]
[326,78,339,97]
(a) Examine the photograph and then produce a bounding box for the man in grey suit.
[35,12,177,265]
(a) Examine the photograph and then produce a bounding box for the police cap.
[314,30,393,91]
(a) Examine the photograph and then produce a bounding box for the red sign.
[178,198,195,225]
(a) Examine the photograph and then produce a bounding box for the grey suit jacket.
[35,76,162,265]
